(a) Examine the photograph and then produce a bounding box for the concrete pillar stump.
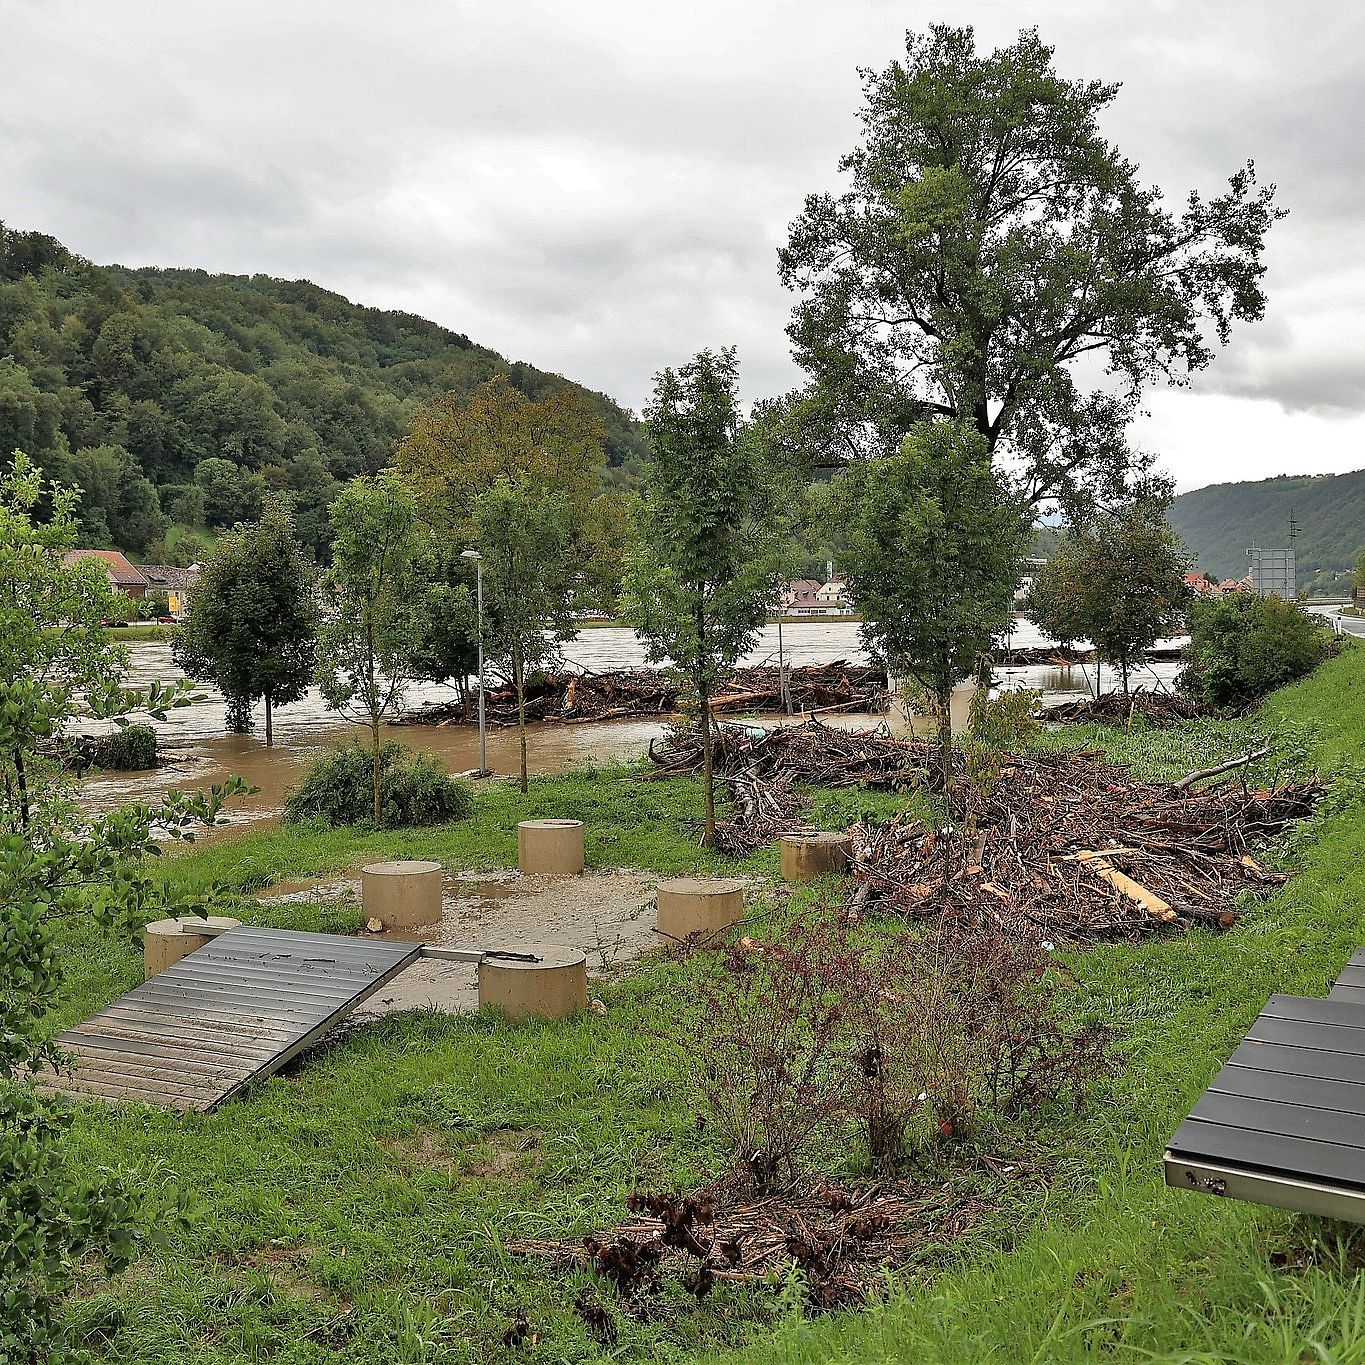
[477,944,588,1021]
[517,819,585,875]
[361,860,443,930]
[780,832,853,883]
[143,916,241,979]
[655,877,746,941]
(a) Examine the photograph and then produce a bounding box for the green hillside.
[1169,470,1365,595]
[0,222,646,559]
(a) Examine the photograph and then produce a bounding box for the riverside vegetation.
[34,645,1365,1363]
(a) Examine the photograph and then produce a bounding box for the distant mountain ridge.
[0,222,647,560]
[1168,470,1365,595]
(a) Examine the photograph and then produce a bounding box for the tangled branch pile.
[395,662,888,727]
[1045,687,1208,726]
[645,718,929,854]
[849,748,1324,940]
[510,1176,998,1314]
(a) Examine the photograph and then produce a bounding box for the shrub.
[685,907,1114,1185]
[283,739,473,828]
[88,724,158,771]
[1185,594,1331,707]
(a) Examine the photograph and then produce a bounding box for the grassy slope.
[714,650,1365,1365]
[56,654,1365,1362]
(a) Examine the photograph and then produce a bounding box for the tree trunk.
[12,747,29,831]
[371,712,383,824]
[936,689,953,801]
[700,677,715,847]
[1120,658,1130,697]
[264,692,273,747]
[514,642,528,795]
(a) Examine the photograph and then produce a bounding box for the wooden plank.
[1259,995,1365,1030]
[1190,1090,1365,1151]
[1169,1117,1365,1191]
[41,927,423,1113]
[1220,1058,1365,1113]
[1333,965,1365,989]
[1246,1015,1365,1057]
[1328,983,1365,1005]
[1227,1039,1365,1085]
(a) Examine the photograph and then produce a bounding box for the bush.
[283,739,473,828]
[88,724,158,771]
[1185,594,1331,707]
[684,906,1113,1187]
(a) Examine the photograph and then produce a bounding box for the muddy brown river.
[81,622,1182,838]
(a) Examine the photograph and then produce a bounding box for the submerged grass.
[49,649,1365,1362]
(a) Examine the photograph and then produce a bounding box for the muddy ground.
[258,866,681,1017]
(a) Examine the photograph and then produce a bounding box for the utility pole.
[460,548,487,776]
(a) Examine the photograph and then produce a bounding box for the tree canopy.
[779,25,1283,515]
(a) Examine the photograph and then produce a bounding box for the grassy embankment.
[52,648,1365,1362]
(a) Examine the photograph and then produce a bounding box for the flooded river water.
[82,620,1182,837]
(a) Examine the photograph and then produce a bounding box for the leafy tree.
[1026,499,1190,695]
[837,421,1029,793]
[315,471,431,822]
[622,349,789,845]
[398,374,626,604]
[1185,593,1331,707]
[471,478,577,794]
[57,443,165,553]
[779,25,1283,515]
[194,456,265,528]
[0,452,240,1360]
[173,495,321,744]
[407,542,479,706]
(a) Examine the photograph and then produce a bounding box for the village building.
[61,549,148,600]
[136,564,200,615]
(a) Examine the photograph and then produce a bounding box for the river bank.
[44,645,1364,1361]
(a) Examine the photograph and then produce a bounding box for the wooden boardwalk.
[39,927,423,1112]
[1166,967,1365,1223]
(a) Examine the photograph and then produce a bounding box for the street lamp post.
[461,548,487,777]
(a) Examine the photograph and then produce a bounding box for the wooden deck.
[1165,969,1365,1223]
[38,927,423,1112]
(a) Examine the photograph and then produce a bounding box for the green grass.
[50,652,1365,1362]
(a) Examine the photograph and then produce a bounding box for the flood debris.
[1044,687,1208,726]
[510,1174,1002,1312]
[644,718,929,854]
[393,663,889,727]
[847,748,1324,941]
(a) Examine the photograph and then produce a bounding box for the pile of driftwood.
[1045,688,1207,726]
[394,662,888,727]
[848,747,1324,941]
[509,1173,1000,1317]
[645,718,930,854]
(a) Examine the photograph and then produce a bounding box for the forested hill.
[1168,470,1365,593]
[0,222,647,559]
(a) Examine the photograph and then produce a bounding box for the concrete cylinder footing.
[655,877,747,941]
[517,819,585,875]
[779,832,853,883]
[143,916,241,979]
[360,860,443,930]
[477,943,588,1021]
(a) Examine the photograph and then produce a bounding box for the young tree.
[837,421,1029,794]
[780,25,1283,514]
[1026,500,1190,696]
[315,471,431,823]
[0,453,241,1359]
[622,349,789,846]
[471,478,577,793]
[173,495,320,745]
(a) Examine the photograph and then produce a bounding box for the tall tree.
[780,25,1283,514]
[622,349,789,846]
[173,495,321,745]
[471,478,577,793]
[837,421,1029,794]
[315,471,430,823]
[396,374,627,604]
[1025,498,1191,696]
[0,453,240,1359]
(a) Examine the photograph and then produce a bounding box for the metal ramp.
[1165,957,1365,1223]
[39,927,423,1112]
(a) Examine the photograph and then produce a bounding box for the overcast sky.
[3,0,1362,491]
